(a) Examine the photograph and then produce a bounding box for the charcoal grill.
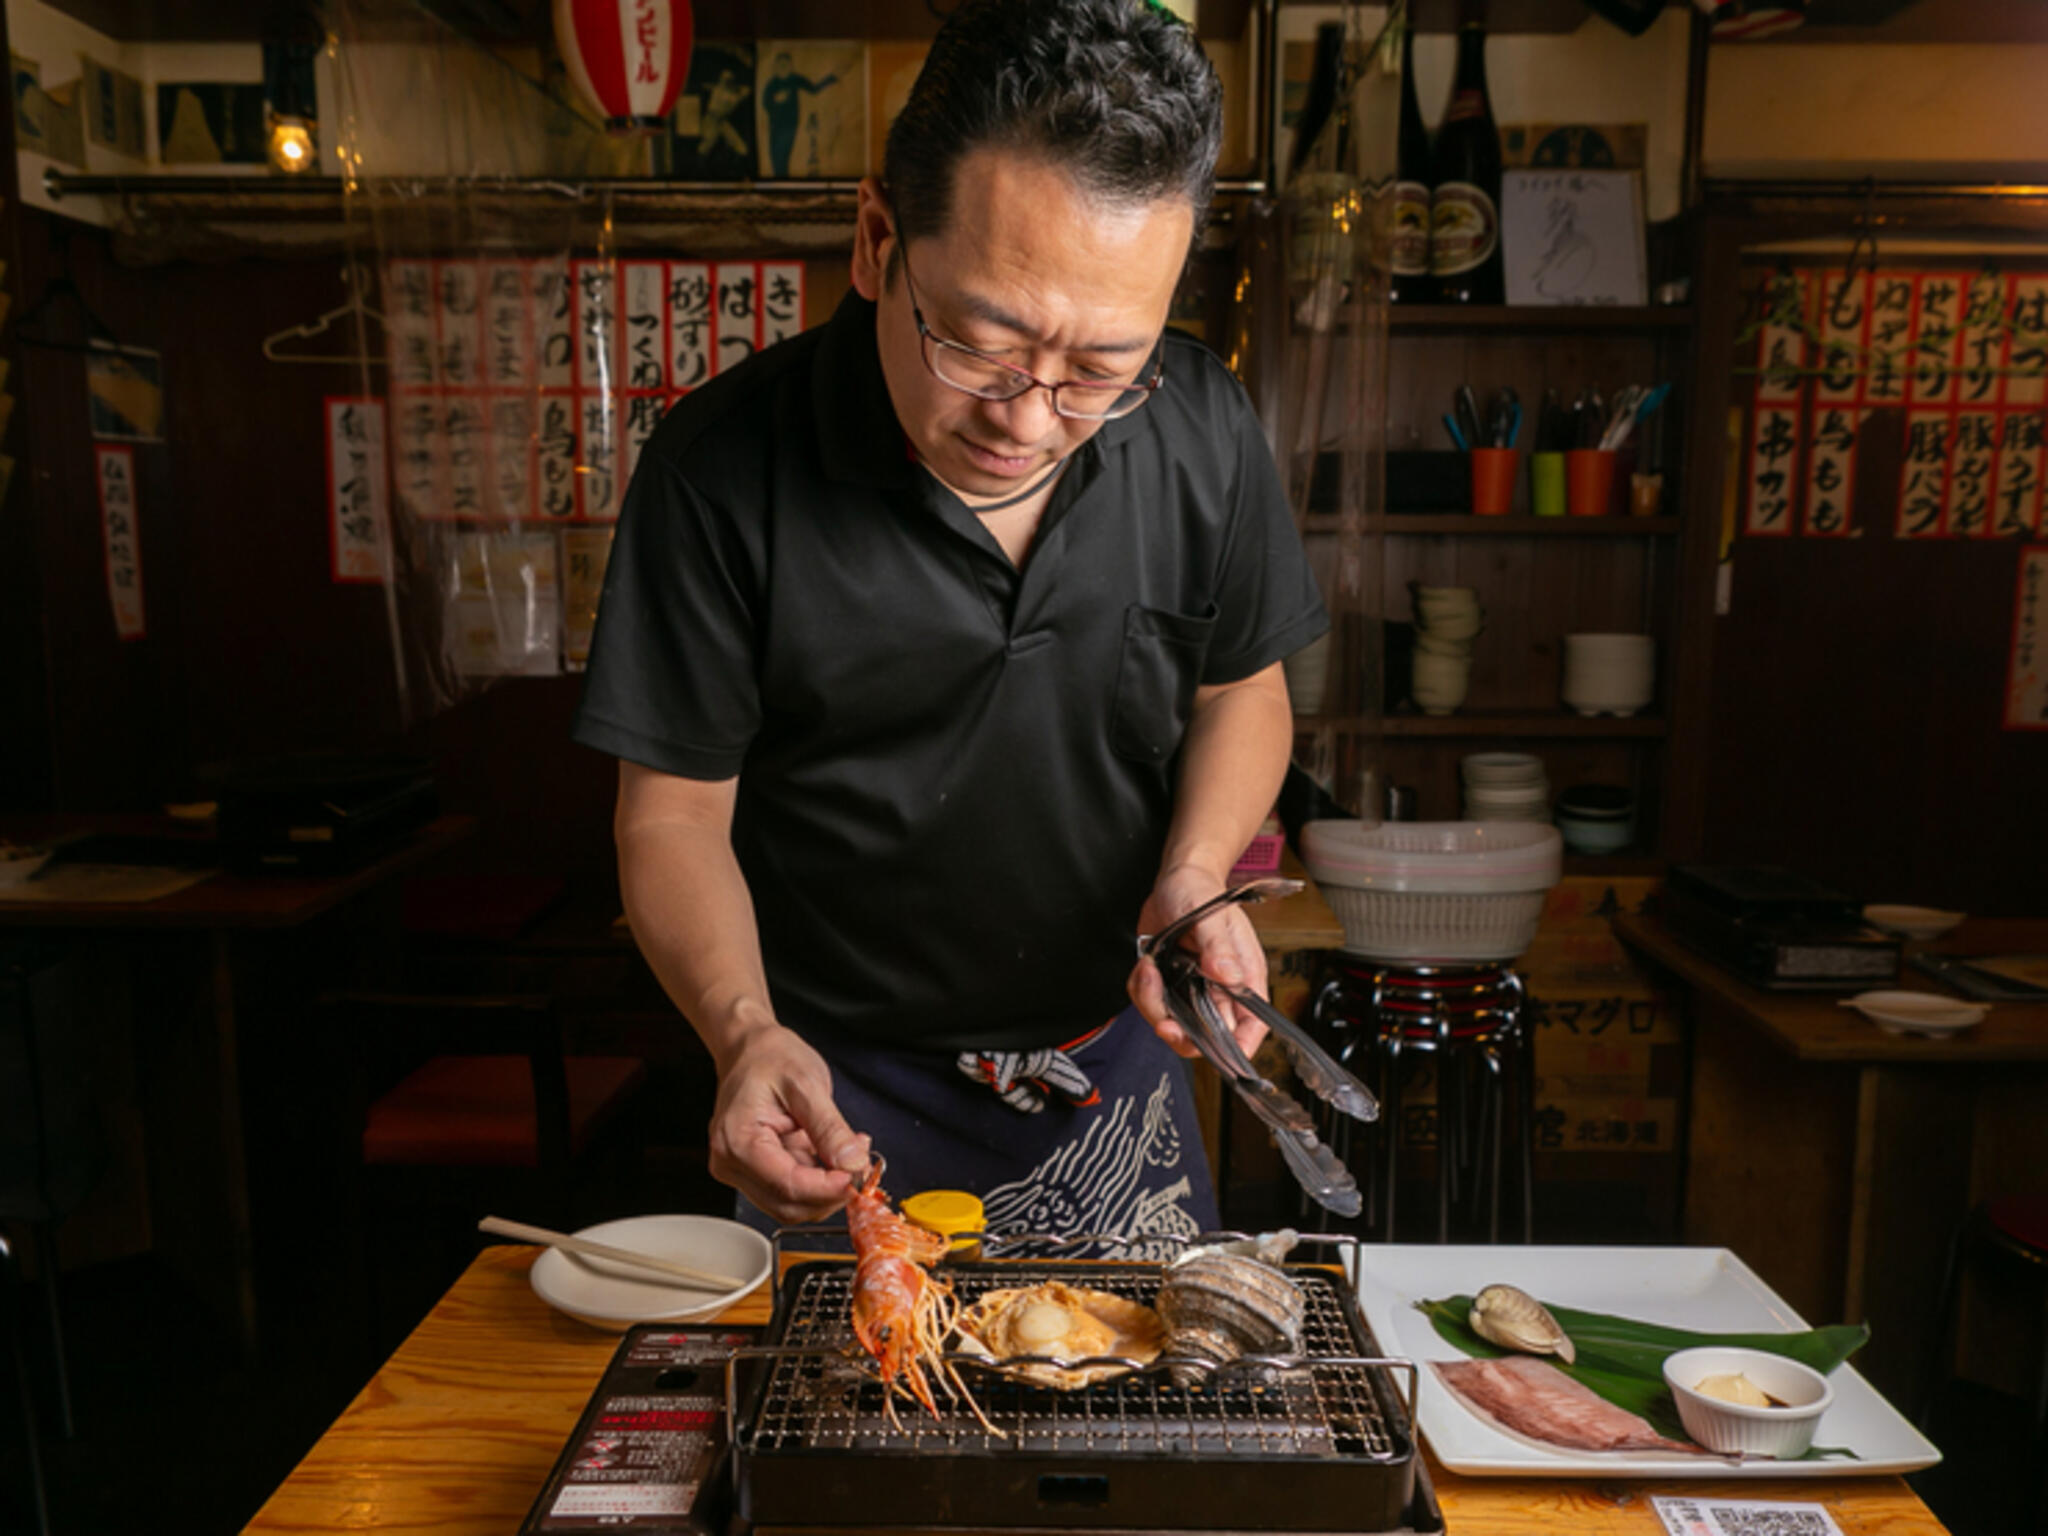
[729,1258,1441,1535]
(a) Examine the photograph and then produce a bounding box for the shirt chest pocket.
[1110,603,1218,765]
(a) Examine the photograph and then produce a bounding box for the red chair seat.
[362,1054,647,1168]
[1988,1194,2048,1258]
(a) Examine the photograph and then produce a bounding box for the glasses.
[899,249,1163,422]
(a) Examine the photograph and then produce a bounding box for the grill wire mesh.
[739,1261,1407,1462]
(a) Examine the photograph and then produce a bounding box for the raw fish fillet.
[1432,1355,1706,1454]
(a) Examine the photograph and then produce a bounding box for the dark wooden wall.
[9,211,619,889]
[1700,407,2047,917]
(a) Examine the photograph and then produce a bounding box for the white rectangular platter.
[1348,1244,1940,1479]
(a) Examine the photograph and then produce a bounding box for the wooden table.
[0,814,475,1354]
[244,1245,1951,1536]
[1616,912,2048,1408]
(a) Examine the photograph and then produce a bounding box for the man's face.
[854,148,1194,502]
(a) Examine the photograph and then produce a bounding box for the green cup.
[1531,451,1567,519]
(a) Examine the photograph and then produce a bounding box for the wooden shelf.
[1390,305,1694,335]
[1302,514,1681,536]
[1293,712,1669,739]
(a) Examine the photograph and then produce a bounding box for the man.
[574,0,1326,1249]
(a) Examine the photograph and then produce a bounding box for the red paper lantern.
[554,0,694,130]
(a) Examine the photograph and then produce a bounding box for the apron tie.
[955,1019,1112,1113]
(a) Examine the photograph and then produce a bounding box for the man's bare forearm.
[614,763,778,1072]
[1160,661,1294,887]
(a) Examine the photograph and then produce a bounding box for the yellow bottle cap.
[901,1189,986,1243]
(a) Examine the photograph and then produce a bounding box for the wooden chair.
[1918,1194,2048,1532]
[1,1230,52,1536]
[323,992,649,1346]
[0,937,104,1451]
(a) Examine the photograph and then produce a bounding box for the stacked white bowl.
[1561,632,1655,718]
[1460,751,1550,821]
[1411,585,1482,716]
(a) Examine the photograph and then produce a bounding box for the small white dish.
[527,1214,772,1330]
[1838,990,1988,1036]
[1862,904,1966,941]
[1663,1346,1834,1459]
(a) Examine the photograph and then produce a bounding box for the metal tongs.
[1138,879,1376,1219]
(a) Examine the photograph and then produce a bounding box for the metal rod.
[46,170,1271,203]
[1702,177,2048,202]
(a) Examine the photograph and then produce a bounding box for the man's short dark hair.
[882,0,1223,263]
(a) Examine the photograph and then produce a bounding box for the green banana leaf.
[1418,1294,1869,1458]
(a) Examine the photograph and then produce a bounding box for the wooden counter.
[1616,912,2048,1409]
[243,1245,1951,1536]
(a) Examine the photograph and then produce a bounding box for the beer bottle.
[1429,4,1503,305]
[1390,15,1433,303]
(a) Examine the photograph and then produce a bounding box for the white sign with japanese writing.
[94,444,145,639]
[1744,266,2048,540]
[325,396,388,583]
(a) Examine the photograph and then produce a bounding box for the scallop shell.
[1157,1243,1305,1386]
[1469,1282,1575,1364]
[955,1281,1166,1389]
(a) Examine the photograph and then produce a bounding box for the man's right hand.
[708,1024,871,1225]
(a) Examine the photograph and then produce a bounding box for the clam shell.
[1469,1282,1575,1364]
[1158,1249,1305,1386]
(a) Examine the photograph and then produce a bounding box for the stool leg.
[31,1222,72,1441]
[1914,1207,1969,1433]
[3,1237,53,1536]
[1432,1022,1453,1244]
[1481,1042,1504,1244]
[1381,1032,1403,1245]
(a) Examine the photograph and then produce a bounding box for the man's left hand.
[1128,867,1272,1060]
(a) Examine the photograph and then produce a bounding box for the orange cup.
[1566,449,1619,518]
[1469,448,1519,516]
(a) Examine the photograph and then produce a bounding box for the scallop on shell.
[1157,1235,1306,1386]
[955,1281,1166,1389]
[1469,1282,1575,1364]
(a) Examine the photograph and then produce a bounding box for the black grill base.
[734,1260,1433,1535]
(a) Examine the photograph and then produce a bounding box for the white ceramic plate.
[1839,990,1988,1036]
[1862,904,1966,941]
[1348,1244,1940,1478]
[528,1215,773,1331]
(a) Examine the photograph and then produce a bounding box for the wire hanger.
[261,262,387,366]
[16,225,125,356]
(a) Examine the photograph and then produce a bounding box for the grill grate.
[739,1261,1407,1462]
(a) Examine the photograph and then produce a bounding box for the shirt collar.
[811,287,1150,488]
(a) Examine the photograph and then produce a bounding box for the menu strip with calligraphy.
[94,444,145,640]
[325,396,389,583]
[2007,544,2048,731]
[1741,265,2048,541]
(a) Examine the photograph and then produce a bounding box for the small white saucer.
[1862,904,1966,941]
[527,1215,772,1330]
[1839,990,1988,1037]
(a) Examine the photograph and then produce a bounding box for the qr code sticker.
[1652,1496,1846,1536]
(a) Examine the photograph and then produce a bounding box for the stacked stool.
[1299,818,1562,1244]
[1310,956,1534,1243]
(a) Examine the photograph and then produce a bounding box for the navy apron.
[735,1006,1220,1260]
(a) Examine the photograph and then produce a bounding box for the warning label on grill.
[552,1484,696,1517]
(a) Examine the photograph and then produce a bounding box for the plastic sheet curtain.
[331,0,642,723]
[1229,2,1394,815]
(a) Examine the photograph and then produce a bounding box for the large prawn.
[845,1159,997,1432]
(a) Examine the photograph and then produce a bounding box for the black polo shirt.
[573,291,1326,1051]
